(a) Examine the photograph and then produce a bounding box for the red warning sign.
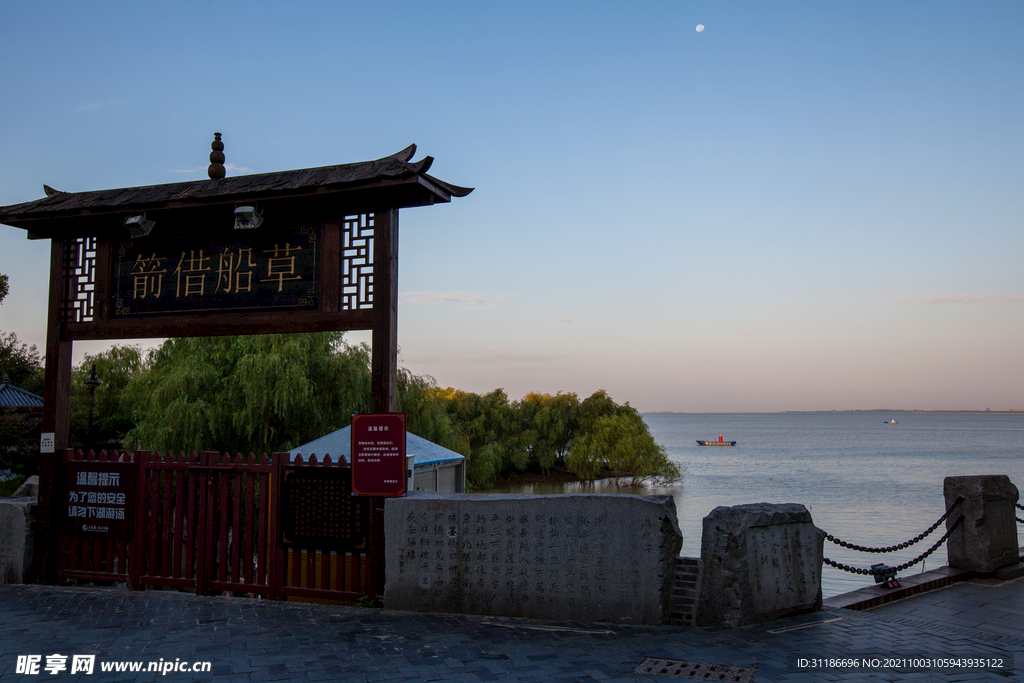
[350,413,407,496]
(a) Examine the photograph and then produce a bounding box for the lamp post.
[85,364,101,443]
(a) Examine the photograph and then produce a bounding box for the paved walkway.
[0,577,1021,682]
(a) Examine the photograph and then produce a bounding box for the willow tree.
[517,391,580,475]
[566,407,681,485]
[426,387,521,487]
[124,332,372,454]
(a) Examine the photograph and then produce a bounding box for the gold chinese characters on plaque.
[112,227,320,317]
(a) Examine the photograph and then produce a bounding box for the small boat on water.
[884,419,898,424]
[697,437,737,446]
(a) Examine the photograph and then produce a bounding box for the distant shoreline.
[644,410,1024,415]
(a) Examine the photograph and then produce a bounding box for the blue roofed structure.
[0,374,44,411]
[289,425,465,492]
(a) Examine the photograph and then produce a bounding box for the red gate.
[130,450,275,596]
[54,448,377,602]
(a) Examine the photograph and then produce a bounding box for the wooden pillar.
[371,208,399,413]
[42,238,73,448]
[369,208,399,598]
[33,237,73,584]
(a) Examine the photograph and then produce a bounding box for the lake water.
[483,412,1024,598]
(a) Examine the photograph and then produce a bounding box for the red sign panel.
[63,461,137,538]
[351,413,407,496]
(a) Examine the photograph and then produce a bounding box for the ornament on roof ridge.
[208,132,226,180]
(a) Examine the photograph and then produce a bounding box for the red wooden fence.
[58,449,133,584]
[55,448,375,602]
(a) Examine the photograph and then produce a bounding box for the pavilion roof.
[0,144,472,239]
[290,425,464,468]
[0,374,44,410]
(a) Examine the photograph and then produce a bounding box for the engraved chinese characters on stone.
[384,493,682,625]
[697,503,825,628]
[748,523,820,610]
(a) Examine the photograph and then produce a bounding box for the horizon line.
[642,409,1024,415]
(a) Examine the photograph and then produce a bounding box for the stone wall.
[384,492,683,625]
[696,503,824,628]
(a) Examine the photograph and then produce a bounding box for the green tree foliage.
[0,328,43,475]
[396,369,463,454]
[567,412,681,485]
[578,389,625,430]
[0,331,43,395]
[426,387,521,487]
[0,412,37,476]
[124,332,372,454]
[1,273,42,392]
[0,324,678,490]
[417,387,679,490]
[517,392,579,474]
[69,345,146,450]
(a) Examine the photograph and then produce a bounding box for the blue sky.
[1,2,1022,412]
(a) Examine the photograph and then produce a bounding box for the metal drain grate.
[633,658,755,682]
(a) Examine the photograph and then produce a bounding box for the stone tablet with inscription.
[384,493,683,625]
[696,503,824,628]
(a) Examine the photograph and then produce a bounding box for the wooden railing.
[55,448,375,603]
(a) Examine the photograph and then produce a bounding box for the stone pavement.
[0,577,1021,683]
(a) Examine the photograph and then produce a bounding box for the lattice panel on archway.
[65,236,97,323]
[340,213,374,310]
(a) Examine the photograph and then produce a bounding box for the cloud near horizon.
[405,350,564,366]
[901,292,1024,305]
[402,290,512,309]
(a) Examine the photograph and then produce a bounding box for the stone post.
[696,503,824,628]
[0,498,36,585]
[944,475,1019,573]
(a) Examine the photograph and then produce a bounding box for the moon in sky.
[696,24,704,32]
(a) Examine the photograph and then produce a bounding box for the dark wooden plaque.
[278,465,369,551]
[63,461,137,538]
[111,227,320,317]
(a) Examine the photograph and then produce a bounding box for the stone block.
[0,498,35,584]
[696,503,824,628]
[944,475,1019,573]
[11,475,39,499]
[384,492,683,625]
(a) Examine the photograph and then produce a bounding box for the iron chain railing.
[824,514,964,577]
[823,496,963,554]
